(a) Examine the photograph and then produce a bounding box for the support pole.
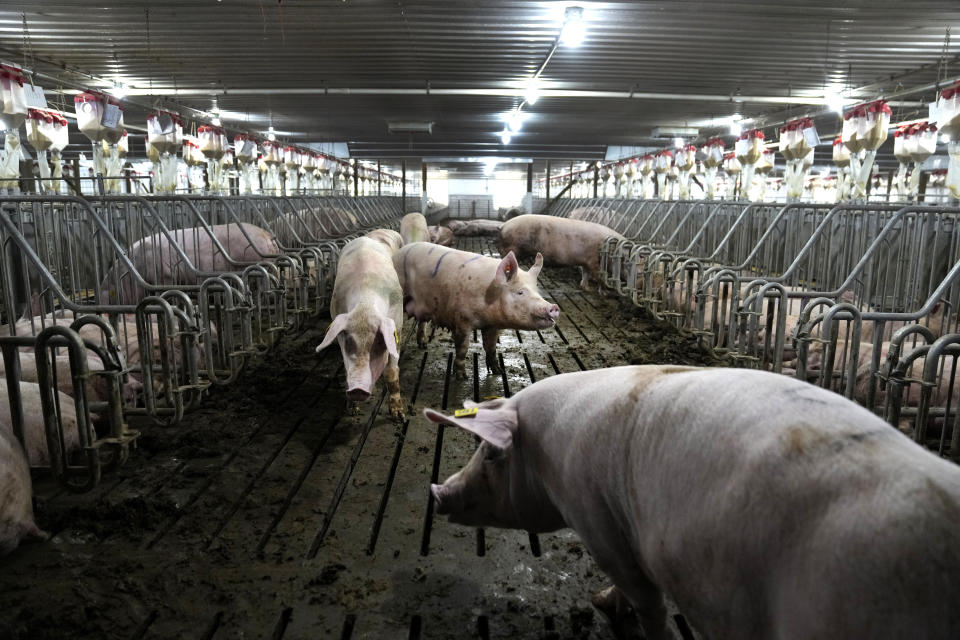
[401,160,407,213]
[377,160,382,196]
[593,165,599,198]
[545,160,551,200]
[421,162,428,213]
[353,162,359,197]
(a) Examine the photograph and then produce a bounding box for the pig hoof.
[388,396,406,422]
[592,587,640,639]
[453,365,468,379]
[485,359,501,375]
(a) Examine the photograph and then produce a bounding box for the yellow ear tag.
[454,407,479,418]
[394,329,399,345]
[483,395,501,401]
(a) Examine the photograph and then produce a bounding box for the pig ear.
[316,313,350,353]
[528,253,544,279]
[378,316,400,359]
[495,252,520,284]
[464,397,507,410]
[424,407,517,449]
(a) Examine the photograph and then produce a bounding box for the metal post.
[377,160,382,196]
[593,165,599,198]
[72,157,82,195]
[545,160,551,200]
[402,160,407,213]
[353,162,359,197]
[569,160,574,198]
[422,162,428,212]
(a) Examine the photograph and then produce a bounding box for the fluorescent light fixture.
[525,78,540,105]
[673,137,684,149]
[651,126,699,138]
[500,129,512,144]
[824,89,845,114]
[561,6,585,47]
[388,121,434,134]
[508,111,525,132]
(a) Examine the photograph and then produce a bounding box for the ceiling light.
[108,83,127,99]
[673,137,684,149]
[268,132,276,141]
[561,6,585,47]
[824,89,845,114]
[500,129,512,145]
[211,116,222,126]
[943,134,952,144]
[729,120,743,136]
[525,78,540,105]
[508,112,524,133]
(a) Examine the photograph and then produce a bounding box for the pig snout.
[347,387,371,402]
[430,484,451,515]
[534,303,560,325]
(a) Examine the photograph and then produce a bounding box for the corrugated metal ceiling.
[2,1,959,169]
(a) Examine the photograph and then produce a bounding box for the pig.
[447,219,503,236]
[393,242,559,377]
[498,215,624,291]
[100,223,282,305]
[365,228,404,254]
[0,429,47,556]
[0,380,82,467]
[0,352,142,415]
[426,365,960,640]
[315,237,405,420]
[400,212,429,245]
[427,225,455,247]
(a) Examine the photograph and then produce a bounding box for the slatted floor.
[0,237,709,640]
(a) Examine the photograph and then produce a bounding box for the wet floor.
[0,236,715,640]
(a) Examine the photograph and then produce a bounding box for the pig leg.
[591,586,641,639]
[416,320,427,348]
[384,356,405,422]
[452,327,470,379]
[481,327,501,375]
[579,267,592,291]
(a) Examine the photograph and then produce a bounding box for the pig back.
[332,238,403,315]
[365,229,404,254]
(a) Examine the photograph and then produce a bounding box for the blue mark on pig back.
[432,252,451,277]
[428,245,436,255]
[460,255,483,268]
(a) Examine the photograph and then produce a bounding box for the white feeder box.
[302,151,315,171]
[101,101,124,145]
[844,100,891,198]
[74,92,107,141]
[674,145,696,200]
[146,111,183,154]
[0,65,28,130]
[936,81,960,138]
[263,140,280,163]
[26,110,54,151]
[198,125,225,159]
[235,134,257,162]
[780,118,818,201]
[283,146,301,168]
[903,122,938,199]
[49,115,68,195]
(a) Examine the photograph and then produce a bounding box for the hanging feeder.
[832,137,852,201]
[843,99,891,199]
[734,129,764,201]
[653,150,673,200]
[935,82,960,200]
[674,145,696,200]
[722,152,741,200]
[146,111,183,194]
[901,122,938,199]
[780,118,818,201]
[700,138,725,200]
[754,148,776,201]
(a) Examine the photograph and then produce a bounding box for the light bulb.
[108,83,127,99]
[674,137,684,149]
[211,116,222,126]
[729,120,743,136]
[500,129,512,145]
[525,78,540,105]
[561,6,585,47]
[508,112,524,132]
[825,90,845,114]
[268,132,276,141]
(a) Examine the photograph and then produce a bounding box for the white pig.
[0,380,82,467]
[0,429,47,556]
[399,212,429,245]
[498,214,624,291]
[365,228,404,254]
[394,243,559,377]
[315,237,405,420]
[427,365,960,640]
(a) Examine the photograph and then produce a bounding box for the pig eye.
[344,336,357,355]
[516,289,524,296]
